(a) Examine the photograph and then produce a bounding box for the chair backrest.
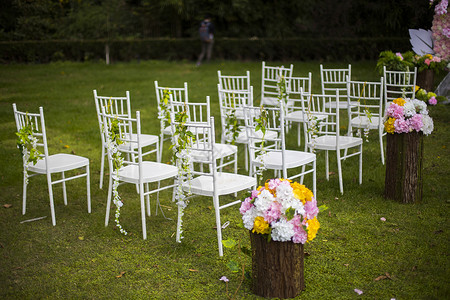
[347,77,384,123]
[217,70,251,92]
[285,73,312,109]
[383,66,417,102]
[261,61,294,106]
[154,81,189,128]
[243,105,287,178]
[320,64,351,96]
[169,95,211,124]
[12,104,49,165]
[301,91,341,143]
[100,107,143,172]
[93,90,133,148]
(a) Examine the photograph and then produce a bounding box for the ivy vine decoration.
[170,108,195,241]
[254,105,269,184]
[104,116,127,235]
[276,72,289,107]
[158,89,172,131]
[224,94,242,145]
[306,95,321,153]
[16,114,42,185]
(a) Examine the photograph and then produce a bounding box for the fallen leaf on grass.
[63,145,70,149]
[188,269,198,272]
[374,272,392,281]
[116,271,125,278]
[3,204,12,208]
[328,171,336,176]
[78,236,84,241]
[344,264,349,267]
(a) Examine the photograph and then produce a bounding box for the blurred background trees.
[0,0,435,41]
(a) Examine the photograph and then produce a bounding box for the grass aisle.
[0,60,448,299]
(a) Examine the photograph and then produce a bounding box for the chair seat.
[120,133,159,150]
[253,150,316,169]
[118,161,178,184]
[350,116,381,129]
[162,126,173,135]
[324,100,359,109]
[285,111,328,123]
[261,96,294,107]
[228,126,278,144]
[184,172,256,197]
[310,135,363,151]
[28,153,89,174]
[191,143,237,162]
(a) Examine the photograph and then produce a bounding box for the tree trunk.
[384,132,423,203]
[250,231,304,298]
[416,69,435,92]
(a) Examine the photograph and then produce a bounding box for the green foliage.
[15,115,41,165]
[376,50,415,74]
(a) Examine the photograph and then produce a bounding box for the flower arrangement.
[376,50,415,74]
[383,98,434,135]
[240,179,320,244]
[413,54,447,73]
[430,0,450,61]
[16,114,42,185]
[415,86,438,105]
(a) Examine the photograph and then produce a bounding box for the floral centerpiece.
[415,86,439,105]
[384,97,434,135]
[240,178,320,244]
[413,53,447,73]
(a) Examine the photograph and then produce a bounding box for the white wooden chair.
[302,91,363,194]
[261,61,293,106]
[320,64,357,108]
[12,104,91,226]
[93,90,159,189]
[154,81,189,161]
[170,114,256,256]
[101,108,178,240]
[243,104,317,197]
[383,66,417,102]
[217,70,251,92]
[347,77,386,164]
[284,73,313,147]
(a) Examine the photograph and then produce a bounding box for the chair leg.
[105,175,113,226]
[139,182,147,240]
[46,173,56,226]
[297,123,301,147]
[337,150,344,194]
[22,170,27,215]
[244,145,248,171]
[99,147,105,189]
[61,171,67,205]
[213,194,224,257]
[312,160,317,201]
[160,133,165,163]
[379,130,385,165]
[359,144,363,185]
[176,204,183,243]
[146,182,151,217]
[86,165,91,213]
[325,150,329,181]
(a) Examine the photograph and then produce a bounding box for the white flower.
[275,181,294,201]
[422,114,434,135]
[242,207,258,230]
[403,101,416,117]
[271,217,295,242]
[412,99,428,115]
[254,189,275,214]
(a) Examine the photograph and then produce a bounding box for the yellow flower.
[384,117,395,134]
[425,54,433,59]
[252,216,271,235]
[307,217,320,241]
[292,182,313,204]
[393,98,406,106]
[415,85,420,92]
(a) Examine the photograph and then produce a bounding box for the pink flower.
[239,197,254,215]
[220,276,229,282]
[432,56,442,62]
[409,114,423,132]
[264,201,282,223]
[291,215,308,244]
[304,197,319,219]
[251,189,260,198]
[267,178,282,190]
[435,0,448,15]
[394,117,410,133]
[386,103,404,119]
[424,58,432,66]
[443,28,450,38]
[428,96,438,105]
[395,52,403,60]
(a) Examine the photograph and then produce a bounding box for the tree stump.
[384,132,424,203]
[250,231,304,298]
[416,69,435,92]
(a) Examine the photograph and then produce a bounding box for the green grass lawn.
[0,60,449,299]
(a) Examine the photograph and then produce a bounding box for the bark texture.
[250,232,304,299]
[416,69,435,92]
[385,132,423,203]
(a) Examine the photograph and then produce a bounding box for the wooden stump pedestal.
[250,232,305,299]
[384,132,424,203]
[416,69,435,92]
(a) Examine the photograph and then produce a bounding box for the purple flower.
[428,96,438,105]
[395,52,403,60]
[220,276,229,282]
[354,288,363,295]
[264,201,282,223]
[304,197,319,219]
[239,197,254,215]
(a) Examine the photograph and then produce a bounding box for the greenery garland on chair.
[254,105,268,184]
[224,96,241,145]
[16,114,42,185]
[157,89,172,136]
[171,107,195,242]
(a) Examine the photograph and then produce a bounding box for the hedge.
[0,37,411,63]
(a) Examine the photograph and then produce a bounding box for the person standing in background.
[196,14,214,66]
